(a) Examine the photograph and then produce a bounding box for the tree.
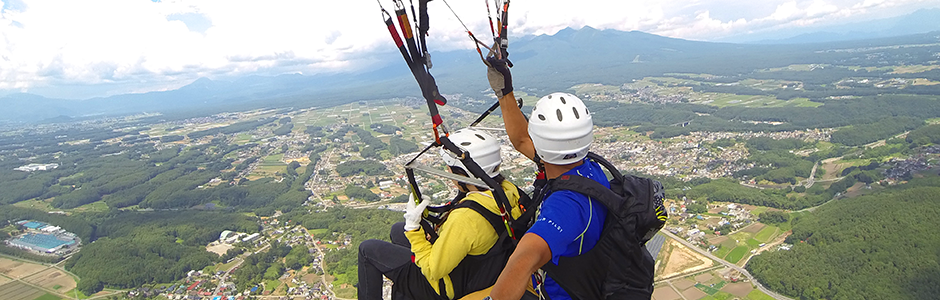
[686,202,707,214]
[287,161,301,177]
[335,160,389,177]
[344,185,379,202]
[390,194,410,203]
[856,171,880,184]
[759,211,789,224]
[264,263,284,280]
[77,278,104,295]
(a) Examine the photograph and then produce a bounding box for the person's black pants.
[389,222,410,247]
[358,222,442,300]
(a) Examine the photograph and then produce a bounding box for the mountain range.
[721,8,940,44]
[2,14,939,124]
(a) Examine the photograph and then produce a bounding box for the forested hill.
[0,207,262,292]
[746,180,940,299]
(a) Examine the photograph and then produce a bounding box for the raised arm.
[486,57,536,160]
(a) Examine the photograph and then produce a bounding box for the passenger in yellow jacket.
[358,128,523,300]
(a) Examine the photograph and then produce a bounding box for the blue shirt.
[527,158,609,300]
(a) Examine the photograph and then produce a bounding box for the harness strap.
[454,200,505,234]
[549,175,623,213]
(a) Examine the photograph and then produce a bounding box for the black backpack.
[537,152,667,300]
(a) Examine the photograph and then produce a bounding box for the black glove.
[485,56,513,98]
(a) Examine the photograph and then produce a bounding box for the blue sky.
[1,0,938,99]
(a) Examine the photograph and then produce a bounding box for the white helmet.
[440,128,502,178]
[528,92,593,165]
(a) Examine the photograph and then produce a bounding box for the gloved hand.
[403,194,431,232]
[485,56,513,98]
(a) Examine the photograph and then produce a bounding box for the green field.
[215,260,240,273]
[714,244,733,258]
[11,199,54,211]
[761,64,820,72]
[250,154,287,178]
[34,294,63,300]
[745,289,777,300]
[233,133,253,144]
[754,226,777,243]
[261,154,284,165]
[746,238,762,248]
[700,291,738,300]
[692,93,822,108]
[726,246,749,263]
[750,207,769,216]
[334,286,357,299]
[308,228,329,235]
[72,200,109,213]
[889,64,940,74]
[264,279,281,292]
[695,283,722,295]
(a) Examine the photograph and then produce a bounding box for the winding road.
[301,227,337,299]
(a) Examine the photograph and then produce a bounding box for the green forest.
[0,208,260,295]
[0,132,327,215]
[336,160,390,177]
[747,181,940,300]
[230,242,311,292]
[281,207,401,286]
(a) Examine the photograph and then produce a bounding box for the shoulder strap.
[516,185,532,208]
[586,152,624,182]
[454,200,506,235]
[549,174,625,212]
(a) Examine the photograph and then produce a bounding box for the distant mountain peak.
[189,77,214,86]
[179,77,218,91]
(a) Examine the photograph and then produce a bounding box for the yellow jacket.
[404,180,523,298]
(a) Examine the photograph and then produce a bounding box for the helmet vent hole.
[556,109,563,121]
[475,134,486,140]
[460,142,471,146]
[560,97,566,104]
[573,107,580,119]
[538,114,546,121]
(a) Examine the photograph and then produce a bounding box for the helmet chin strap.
[458,182,471,193]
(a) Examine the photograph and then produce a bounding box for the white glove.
[403,194,431,232]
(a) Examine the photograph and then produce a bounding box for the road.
[301,227,337,299]
[804,161,819,188]
[660,231,794,300]
[210,256,246,297]
[306,147,338,204]
[208,241,273,297]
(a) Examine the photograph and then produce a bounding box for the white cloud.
[1,0,938,98]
